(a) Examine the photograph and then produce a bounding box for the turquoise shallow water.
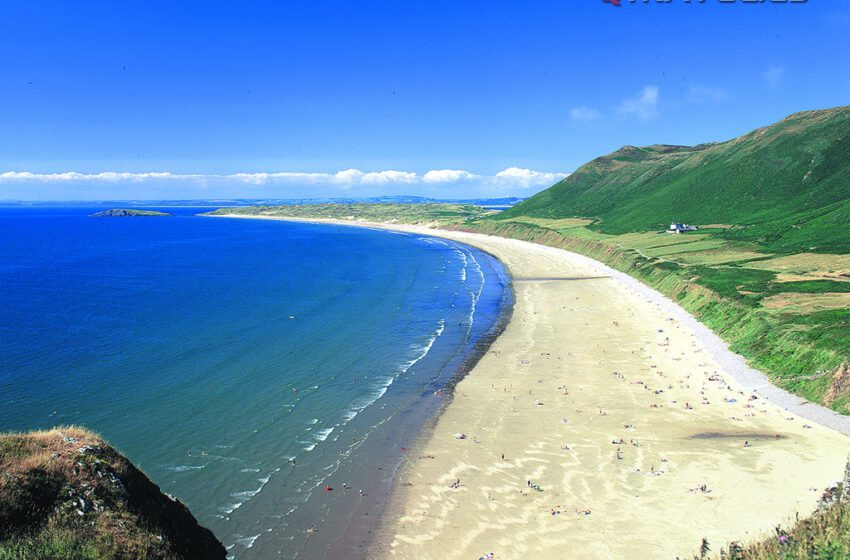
[0,207,510,558]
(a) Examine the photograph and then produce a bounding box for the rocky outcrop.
[824,362,850,412]
[89,209,171,217]
[0,427,225,560]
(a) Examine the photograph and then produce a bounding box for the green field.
[206,202,492,226]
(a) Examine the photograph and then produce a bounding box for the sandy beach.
[213,215,850,559]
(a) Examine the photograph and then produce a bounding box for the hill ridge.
[499,105,850,254]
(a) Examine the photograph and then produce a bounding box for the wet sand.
[211,215,850,559]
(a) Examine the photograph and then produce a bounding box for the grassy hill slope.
[0,427,226,560]
[500,106,850,254]
[480,106,850,412]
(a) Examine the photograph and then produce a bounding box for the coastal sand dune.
[213,216,849,559]
[371,229,849,560]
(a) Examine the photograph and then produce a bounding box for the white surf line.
[207,213,850,438]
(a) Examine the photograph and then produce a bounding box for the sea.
[0,206,511,559]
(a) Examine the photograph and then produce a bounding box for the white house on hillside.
[667,222,698,234]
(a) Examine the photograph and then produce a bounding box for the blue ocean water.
[0,207,510,558]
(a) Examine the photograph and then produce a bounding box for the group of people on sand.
[547,504,590,517]
[610,437,639,447]
[689,483,711,493]
[526,480,544,492]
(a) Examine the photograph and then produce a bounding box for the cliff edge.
[0,427,226,560]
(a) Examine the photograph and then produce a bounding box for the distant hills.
[207,202,493,226]
[499,106,850,254]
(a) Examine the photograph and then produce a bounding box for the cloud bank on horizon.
[0,167,569,201]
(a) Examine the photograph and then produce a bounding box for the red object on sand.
[325,486,333,492]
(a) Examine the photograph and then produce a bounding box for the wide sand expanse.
[214,216,850,559]
[375,227,850,560]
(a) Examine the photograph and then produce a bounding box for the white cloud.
[763,65,785,89]
[686,85,729,104]
[225,170,416,186]
[227,172,327,185]
[569,106,602,122]
[493,167,568,188]
[0,167,567,190]
[353,170,417,185]
[0,171,191,182]
[422,169,479,183]
[617,85,660,122]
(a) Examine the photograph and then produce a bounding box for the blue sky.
[1,0,848,200]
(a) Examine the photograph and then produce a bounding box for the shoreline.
[208,213,850,437]
[314,233,515,560]
[209,213,850,558]
[206,213,515,560]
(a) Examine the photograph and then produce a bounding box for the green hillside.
[479,106,850,413]
[499,106,850,254]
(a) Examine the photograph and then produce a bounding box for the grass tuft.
[0,427,225,560]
